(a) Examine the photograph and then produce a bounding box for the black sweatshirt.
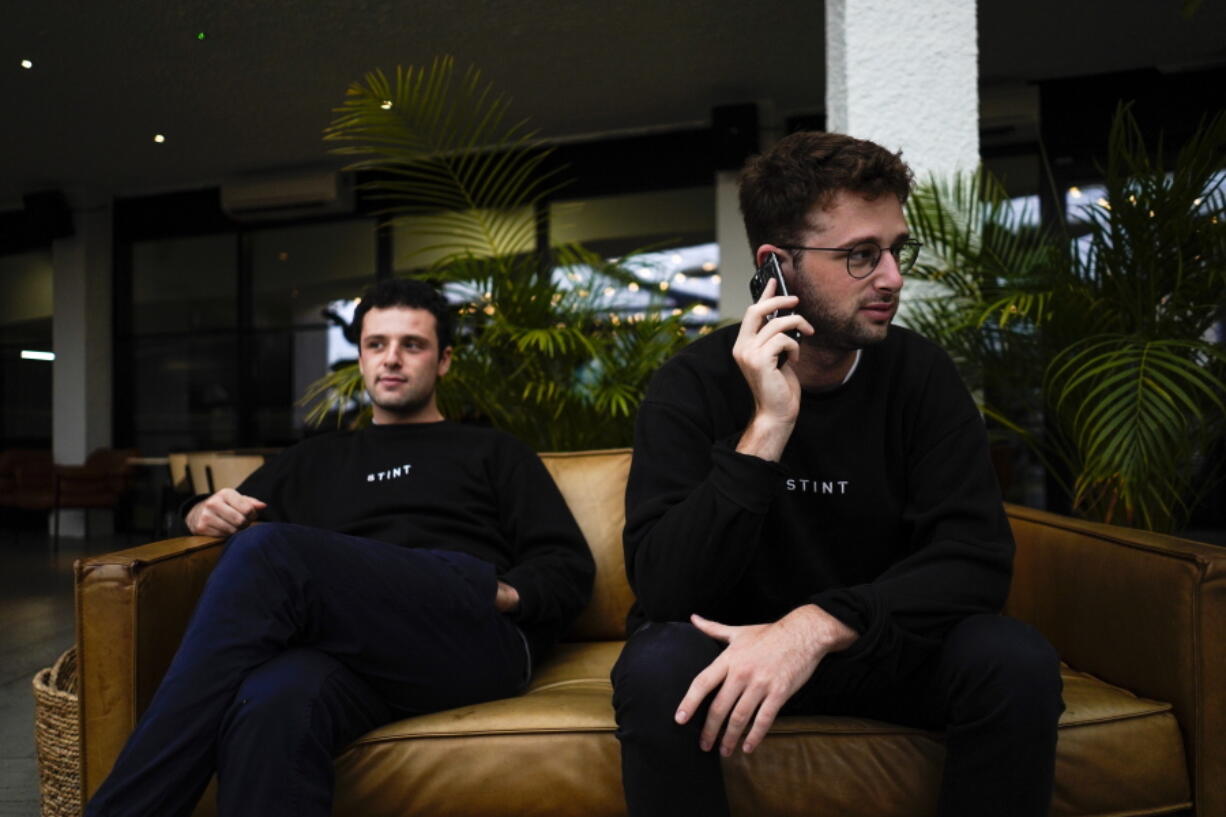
[229,421,594,662]
[624,324,1014,664]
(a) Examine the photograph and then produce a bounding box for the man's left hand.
[495,580,520,614]
[675,605,858,756]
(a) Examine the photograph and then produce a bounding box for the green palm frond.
[425,256,693,450]
[303,58,711,452]
[904,167,1056,405]
[325,57,567,265]
[1047,336,1225,530]
[297,365,368,428]
[903,105,1226,531]
[1068,106,1226,338]
[907,170,1054,295]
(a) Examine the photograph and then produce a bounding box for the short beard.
[796,282,894,352]
[369,389,434,419]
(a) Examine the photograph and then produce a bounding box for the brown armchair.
[76,449,1224,816]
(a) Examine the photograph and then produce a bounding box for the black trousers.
[612,615,1063,817]
[85,522,529,817]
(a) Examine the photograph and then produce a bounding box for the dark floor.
[0,523,133,817]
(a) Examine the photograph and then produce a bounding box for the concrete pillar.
[51,195,113,537]
[827,0,979,329]
[826,0,979,181]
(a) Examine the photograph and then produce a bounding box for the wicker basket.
[33,647,81,817]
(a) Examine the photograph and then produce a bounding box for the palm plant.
[905,105,1226,532]
[299,57,695,450]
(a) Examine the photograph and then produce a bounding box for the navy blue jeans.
[85,523,528,817]
[612,615,1063,817]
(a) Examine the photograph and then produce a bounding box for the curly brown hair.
[351,278,453,354]
[738,131,913,253]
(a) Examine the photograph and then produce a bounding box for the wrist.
[787,604,859,654]
[185,504,203,534]
[736,414,795,462]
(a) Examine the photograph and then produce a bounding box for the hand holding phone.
[734,254,806,459]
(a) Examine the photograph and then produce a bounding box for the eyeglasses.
[777,239,922,279]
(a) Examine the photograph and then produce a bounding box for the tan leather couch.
[76,449,1225,816]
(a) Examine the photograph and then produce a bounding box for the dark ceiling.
[2,0,1224,208]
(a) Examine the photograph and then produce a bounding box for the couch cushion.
[333,643,1190,817]
[539,450,635,642]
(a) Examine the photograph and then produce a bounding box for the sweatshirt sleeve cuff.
[810,587,877,660]
[709,437,786,513]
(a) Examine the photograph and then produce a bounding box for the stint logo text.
[785,478,850,495]
[367,464,413,483]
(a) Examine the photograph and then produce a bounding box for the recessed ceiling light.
[381,100,393,110]
[153,134,166,143]
[20,59,33,69]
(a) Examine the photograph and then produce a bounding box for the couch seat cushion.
[333,643,1189,817]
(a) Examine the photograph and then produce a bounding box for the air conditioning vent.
[221,171,354,221]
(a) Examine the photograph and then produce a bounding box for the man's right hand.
[732,277,813,462]
[185,488,268,537]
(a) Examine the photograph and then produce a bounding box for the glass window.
[249,327,342,443]
[252,220,376,327]
[131,334,239,454]
[1007,195,1042,227]
[547,243,721,326]
[550,187,714,254]
[1,350,52,442]
[1064,184,1109,223]
[546,187,720,323]
[392,208,536,273]
[132,235,238,333]
[0,250,53,328]
[0,250,54,444]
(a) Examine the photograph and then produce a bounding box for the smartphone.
[749,254,801,342]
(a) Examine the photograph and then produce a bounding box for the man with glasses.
[612,131,1062,816]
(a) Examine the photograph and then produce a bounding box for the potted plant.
[301,57,696,451]
[905,105,1226,532]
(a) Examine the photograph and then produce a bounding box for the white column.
[51,195,113,537]
[826,0,979,181]
[827,0,979,330]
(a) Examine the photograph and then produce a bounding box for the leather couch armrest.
[1003,503,1225,815]
[75,535,226,805]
